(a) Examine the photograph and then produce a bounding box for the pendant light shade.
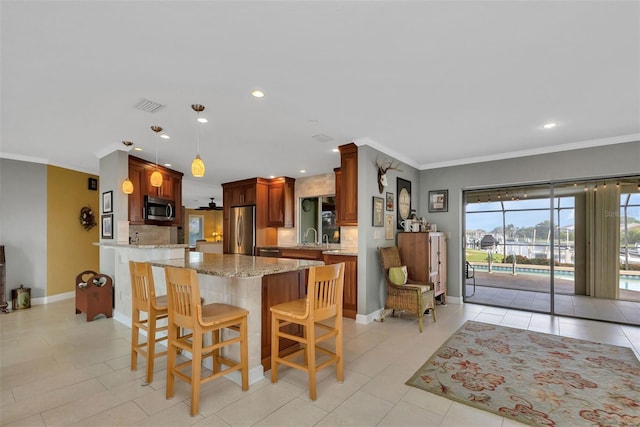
[191,154,205,177]
[122,177,134,194]
[191,104,206,177]
[150,170,163,187]
[150,125,163,188]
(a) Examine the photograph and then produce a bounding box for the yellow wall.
[184,208,223,241]
[47,166,100,296]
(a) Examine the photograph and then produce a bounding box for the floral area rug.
[406,321,640,426]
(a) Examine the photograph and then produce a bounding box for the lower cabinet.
[323,254,357,319]
[261,270,306,370]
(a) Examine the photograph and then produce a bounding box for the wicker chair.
[377,246,436,332]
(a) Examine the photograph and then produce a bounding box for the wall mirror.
[299,195,340,244]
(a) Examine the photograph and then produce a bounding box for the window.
[188,214,204,246]
[299,196,340,244]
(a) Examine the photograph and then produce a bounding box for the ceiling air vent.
[312,133,333,143]
[133,98,165,113]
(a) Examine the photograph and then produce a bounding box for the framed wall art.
[101,214,113,239]
[102,191,113,213]
[428,189,448,212]
[372,196,384,227]
[385,192,394,211]
[385,214,394,240]
[88,177,98,191]
[396,178,411,229]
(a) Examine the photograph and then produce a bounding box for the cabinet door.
[267,181,285,227]
[336,143,358,226]
[397,232,430,282]
[128,163,146,224]
[324,254,357,319]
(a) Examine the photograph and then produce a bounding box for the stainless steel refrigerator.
[229,206,256,255]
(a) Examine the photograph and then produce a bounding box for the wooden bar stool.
[164,266,249,417]
[129,261,168,384]
[270,263,345,401]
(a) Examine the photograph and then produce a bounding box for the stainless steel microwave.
[144,196,176,222]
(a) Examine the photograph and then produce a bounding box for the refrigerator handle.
[237,214,243,248]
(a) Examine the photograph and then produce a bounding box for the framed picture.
[385,192,394,211]
[102,191,113,213]
[428,189,448,212]
[385,214,394,240]
[88,177,98,191]
[396,178,411,229]
[101,214,113,239]
[372,196,384,227]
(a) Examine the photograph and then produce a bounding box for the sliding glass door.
[464,176,640,326]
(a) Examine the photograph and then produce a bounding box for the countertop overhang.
[149,252,324,278]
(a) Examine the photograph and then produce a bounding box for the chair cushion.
[389,266,408,285]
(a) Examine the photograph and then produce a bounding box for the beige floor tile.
[401,387,453,417]
[3,413,46,427]
[439,402,504,427]
[196,375,269,417]
[215,379,305,425]
[68,401,147,427]
[301,368,371,412]
[253,396,328,426]
[132,401,205,426]
[377,400,443,427]
[314,390,393,426]
[358,363,415,404]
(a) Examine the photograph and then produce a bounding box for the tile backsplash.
[129,225,176,244]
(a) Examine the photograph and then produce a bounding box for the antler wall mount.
[375,156,403,194]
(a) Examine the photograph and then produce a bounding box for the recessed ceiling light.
[160,134,170,139]
[300,170,306,174]
[269,175,275,179]
[543,122,557,129]
[252,89,264,98]
[332,148,339,153]
[133,147,143,151]
[197,117,208,123]
[164,163,172,167]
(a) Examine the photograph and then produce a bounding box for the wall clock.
[396,177,411,229]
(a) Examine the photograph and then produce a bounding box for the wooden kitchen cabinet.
[336,143,358,226]
[127,156,183,226]
[397,232,447,303]
[267,177,295,228]
[279,248,324,261]
[261,270,306,369]
[323,253,357,319]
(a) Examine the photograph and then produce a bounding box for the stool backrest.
[307,263,345,321]
[129,261,156,312]
[164,266,201,329]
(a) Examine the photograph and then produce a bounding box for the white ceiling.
[2,1,639,208]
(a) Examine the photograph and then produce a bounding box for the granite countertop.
[98,243,190,249]
[265,245,358,257]
[149,252,324,278]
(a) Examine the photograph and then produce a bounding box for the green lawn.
[465,249,489,262]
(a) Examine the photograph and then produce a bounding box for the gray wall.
[357,145,420,315]
[418,140,640,300]
[0,159,48,299]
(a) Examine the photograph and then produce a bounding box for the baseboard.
[30,290,75,306]
[356,309,383,325]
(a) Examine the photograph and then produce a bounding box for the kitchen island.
[105,245,323,385]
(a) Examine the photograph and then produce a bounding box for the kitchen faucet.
[304,227,318,245]
[322,234,329,248]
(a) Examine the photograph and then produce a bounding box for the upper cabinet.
[267,177,295,228]
[127,155,183,226]
[335,143,358,226]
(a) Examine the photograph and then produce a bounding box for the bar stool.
[270,263,345,401]
[129,261,168,384]
[164,266,249,417]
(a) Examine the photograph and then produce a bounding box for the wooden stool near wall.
[270,263,345,401]
[129,261,169,384]
[164,266,249,417]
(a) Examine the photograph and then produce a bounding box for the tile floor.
[2,299,640,426]
[466,285,640,325]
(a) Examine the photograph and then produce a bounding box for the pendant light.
[191,104,206,177]
[122,178,134,194]
[121,140,134,194]
[150,125,163,187]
